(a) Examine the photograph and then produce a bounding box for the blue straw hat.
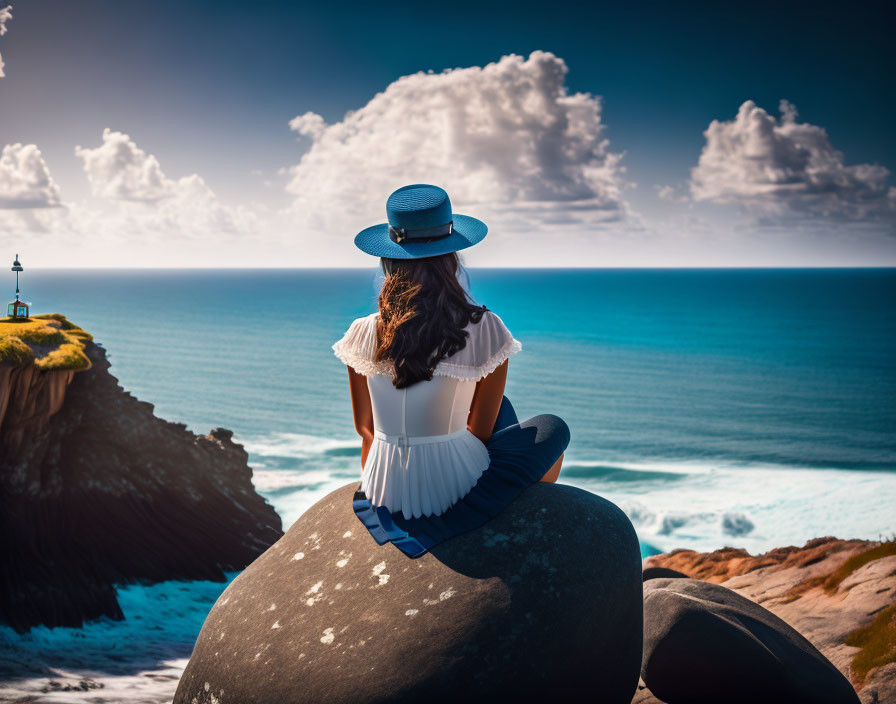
[354,184,487,259]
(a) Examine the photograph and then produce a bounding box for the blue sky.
[0,0,894,266]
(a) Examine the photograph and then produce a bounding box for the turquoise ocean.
[2,268,894,702]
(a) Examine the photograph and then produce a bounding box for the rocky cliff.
[0,324,283,633]
[635,538,896,704]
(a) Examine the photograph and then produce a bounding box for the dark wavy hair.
[375,252,487,389]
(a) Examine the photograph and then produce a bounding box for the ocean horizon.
[15,267,896,547]
[2,267,894,702]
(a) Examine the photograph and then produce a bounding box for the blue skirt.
[352,397,570,558]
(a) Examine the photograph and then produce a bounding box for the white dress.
[333,310,521,520]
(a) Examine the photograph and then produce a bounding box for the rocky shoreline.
[1,335,283,632]
[636,538,896,704]
[175,477,895,704]
[2,317,892,701]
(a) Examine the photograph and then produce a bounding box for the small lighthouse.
[7,254,30,319]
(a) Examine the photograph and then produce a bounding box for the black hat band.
[388,221,453,244]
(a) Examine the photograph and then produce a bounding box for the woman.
[333,184,569,557]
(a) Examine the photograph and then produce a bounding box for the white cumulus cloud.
[285,51,629,238]
[0,5,11,78]
[690,100,895,225]
[75,128,181,202]
[0,143,62,208]
[73,128,255,237]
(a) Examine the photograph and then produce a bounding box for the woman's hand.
[467,359,508,444]
[347,367,374,469]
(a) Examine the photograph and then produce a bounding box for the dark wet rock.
[175,481,643,704]
[0,341,282,632]
[642,578,860,704]
[642,566,688,581]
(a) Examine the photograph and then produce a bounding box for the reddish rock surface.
[633,538,896,704]
[0,363,75,455]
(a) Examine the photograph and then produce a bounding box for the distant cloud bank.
[1,52,894,265]
[691,100,895,227]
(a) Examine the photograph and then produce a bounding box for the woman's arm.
[347,367,374,470]
[467,359,508,444]
[467,360,563,481]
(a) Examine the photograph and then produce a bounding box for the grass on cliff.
[823,540,896,594]
[845,604,896,685]
[0,314,93,371]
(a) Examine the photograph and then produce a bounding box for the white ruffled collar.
[333,311,521,381]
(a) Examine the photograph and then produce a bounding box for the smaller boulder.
[642,566,688,581]
[642,578,859,704]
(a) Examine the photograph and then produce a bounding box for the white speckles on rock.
[321,627,335,644]
[305,580,324,606]
[405,609,419,616]
[423,586,457,606]
[267,603,276,611]
[271,620,280,629]
[204,682,210,692]
[343,530,352,538]
[292,552,305,561]
[371,561,389,586]
[307,532,322,551]
[335,583,343,590]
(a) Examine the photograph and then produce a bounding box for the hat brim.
[354,214,487,259]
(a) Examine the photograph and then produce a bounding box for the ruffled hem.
[433,337,522,380]
[360,430,490,519]
[351,438,551,559]
[332,341,393,377]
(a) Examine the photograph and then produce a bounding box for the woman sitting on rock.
[333,184,570,557]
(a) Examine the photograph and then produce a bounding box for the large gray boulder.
[642,578,860,704]
[175,481,643,704]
